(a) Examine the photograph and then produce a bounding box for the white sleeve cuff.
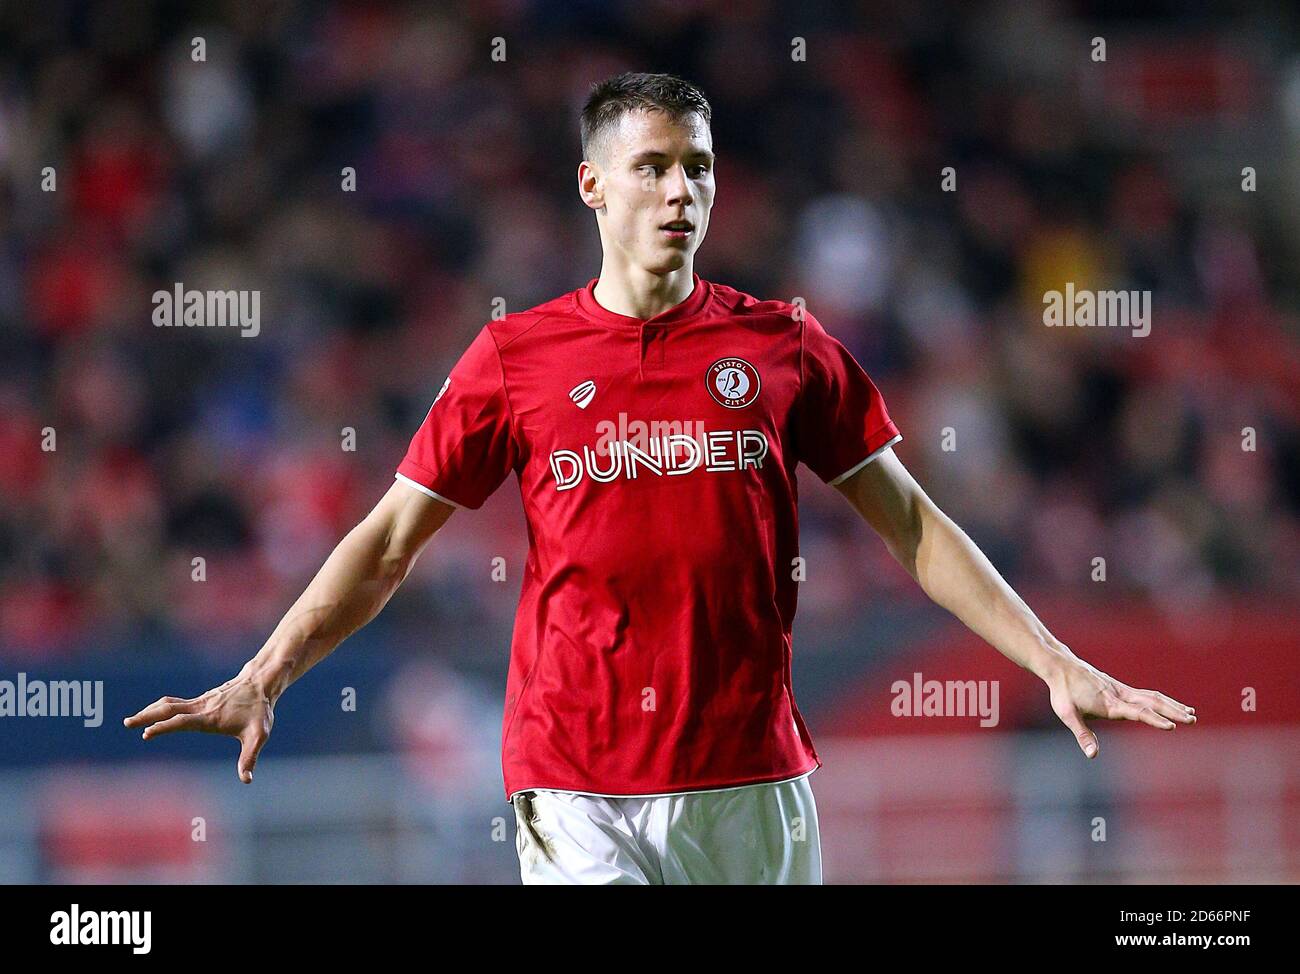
[395,472,466,509]
[828,433,903,486]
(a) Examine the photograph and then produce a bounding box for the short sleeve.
[796,312,902,485]
[395,324,519,510]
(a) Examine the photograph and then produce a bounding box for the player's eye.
[690,165,710,177]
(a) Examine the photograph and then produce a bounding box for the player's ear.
[578,160,604,211]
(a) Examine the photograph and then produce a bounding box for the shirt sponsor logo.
[550,427,768,490]
[706,357,761,408]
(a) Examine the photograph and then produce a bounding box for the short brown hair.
[580,71,712,165]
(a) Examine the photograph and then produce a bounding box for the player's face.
[588,109,714,275]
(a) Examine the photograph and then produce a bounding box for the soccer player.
[126,72,1196,885]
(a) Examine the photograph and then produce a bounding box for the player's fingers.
[1143,694,1196,724]
[140,712,203,739]
[123,696,192,727]
[1149,691,1195,717]
[1057,704,1099,758]
[237,727,268,784]
[1140,705,1177,730]
[1111,699,1176,730]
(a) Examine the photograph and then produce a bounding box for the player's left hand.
[1045,654,1196,759]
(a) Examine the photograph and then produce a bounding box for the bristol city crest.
[706,357,761,409]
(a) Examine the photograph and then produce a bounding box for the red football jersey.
[396,274,901,800]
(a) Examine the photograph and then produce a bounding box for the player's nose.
[663,163,694,205]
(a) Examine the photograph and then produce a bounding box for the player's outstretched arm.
[124,480,456,782]
[833,448,1196,759]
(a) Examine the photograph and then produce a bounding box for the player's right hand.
[124,675,274,784]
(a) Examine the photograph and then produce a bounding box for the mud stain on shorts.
[514,791,557,864]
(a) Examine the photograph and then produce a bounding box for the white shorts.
[511,771,822,885]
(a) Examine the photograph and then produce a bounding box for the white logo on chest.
[569,380,596,409]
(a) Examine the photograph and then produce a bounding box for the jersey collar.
[575,273,712,329]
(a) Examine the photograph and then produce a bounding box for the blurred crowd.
[1,1,1297,660]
